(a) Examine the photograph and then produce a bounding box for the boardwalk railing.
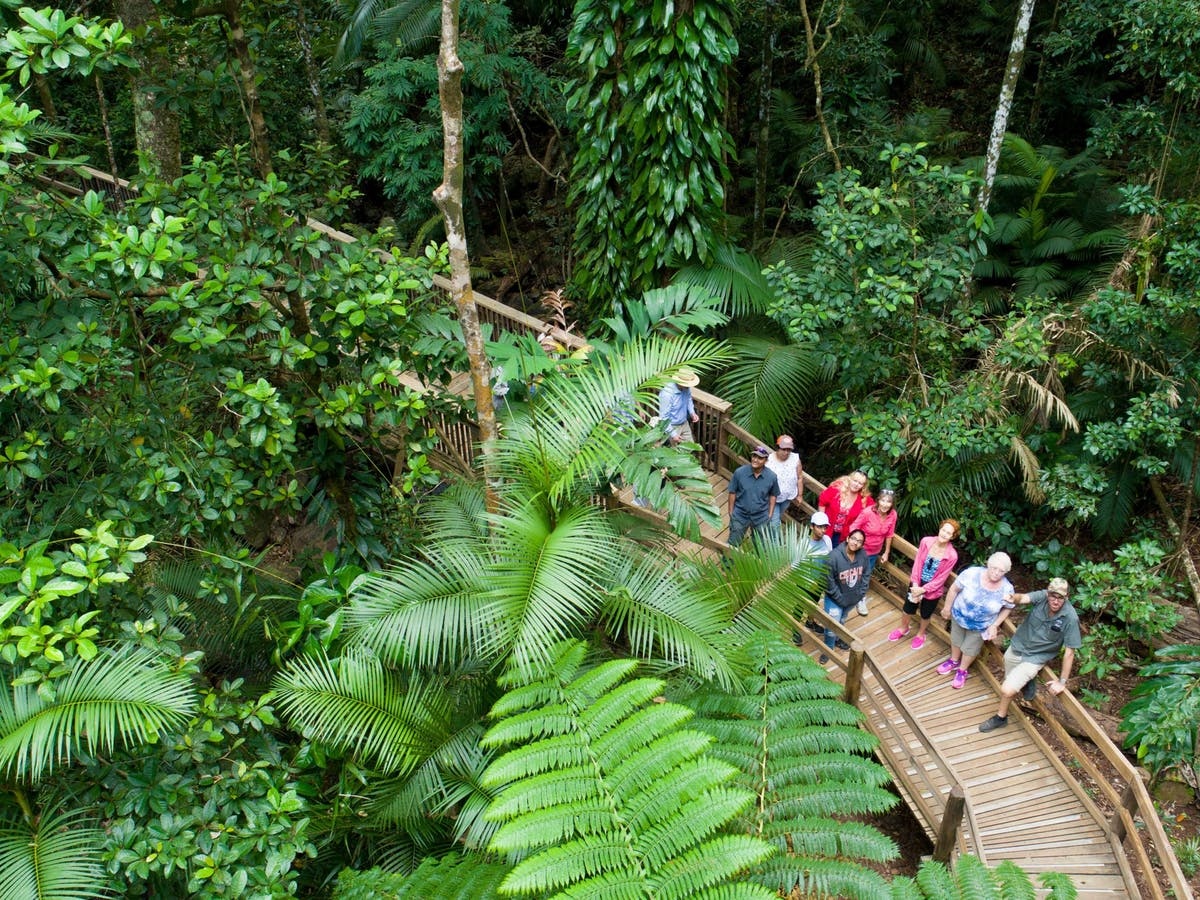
[67,167,1192,898]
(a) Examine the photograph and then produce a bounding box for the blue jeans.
[730,514,773,548]
[864,553,879,581]
[823,596,847,649]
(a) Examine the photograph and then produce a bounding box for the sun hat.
[1048,577,1070,595]
[810,511,830,526]
[673,367,700,388]
[776,435,795,449]
[751,445,770,458]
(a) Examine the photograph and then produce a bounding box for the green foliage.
[895,855,1076,899]
[0,143,463,560]
[685,631,896,899]
[567,0,737,314]
[480,640,776,900]
[714,336,822,445]
[1174,835,1200,879]
[343,0,559,237]
[1071,539,1183,677]
[86,679,318,899]
[1120,644,1199,786]
[333,855,509,899]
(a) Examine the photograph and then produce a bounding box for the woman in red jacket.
[817,469,873,547]
[887,518,960,651]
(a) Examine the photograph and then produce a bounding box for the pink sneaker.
[910,635,926,650]
[936,658,957,675]
[887,627,910,642]
[951,669,968,689]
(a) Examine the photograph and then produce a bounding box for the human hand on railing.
[939,603,952,620]
[982,623,997,641]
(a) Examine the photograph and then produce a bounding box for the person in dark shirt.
[726,446,779,549]
[979,577,1082,733]
[818,528,867,662]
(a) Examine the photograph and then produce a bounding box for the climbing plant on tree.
[566,0,737,316]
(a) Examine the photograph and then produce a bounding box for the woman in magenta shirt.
[849,489,897,615]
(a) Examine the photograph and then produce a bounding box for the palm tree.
[0,647,197,898]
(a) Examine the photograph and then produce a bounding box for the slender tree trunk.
[116,0,182,181]
[799,0,843,174]
[221,0,273,178]
[295,0,331,144]
[433,0,499,503]
[95,73,120,181]
[32,72,57,123]
[977,0,1037,214]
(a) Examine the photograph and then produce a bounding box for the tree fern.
[685,631,897,900]
[893,856,1076,899]
[0,806,111,899]
[332,853,509,899]
[480,641,775,900]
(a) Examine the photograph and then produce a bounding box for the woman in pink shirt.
[849,489,897,616]
[887,518,959,650]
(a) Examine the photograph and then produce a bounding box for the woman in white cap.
[765,435,803,534]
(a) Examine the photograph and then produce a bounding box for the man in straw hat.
[979,577,1081,733]
[658,367,701,446]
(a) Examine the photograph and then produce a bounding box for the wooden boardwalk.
[645,474,1145,898]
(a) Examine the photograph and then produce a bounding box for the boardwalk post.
[933,784,966,863]
[1109,768,1148,843]
[842,642,865,706]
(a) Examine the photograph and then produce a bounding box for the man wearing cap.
[726,446,779,548]
[979,577,1082,733]
[658,368,701,446]
[765,436,804,533]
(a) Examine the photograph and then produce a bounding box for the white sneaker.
[857,600,869,616]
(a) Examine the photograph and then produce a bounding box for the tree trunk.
[432,0,499,503]
[977,0,1037,214]
[115,0,182,181]
[295,0,331,145]
[221,0,273,178]
[799,0,843,174]
[32,72,57,123]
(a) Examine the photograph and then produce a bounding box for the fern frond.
[332,853,509,899]
[480,642,776,899]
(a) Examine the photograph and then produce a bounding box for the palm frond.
[0,648,196,782]
[0,806,111,899]
[273,649,460,776]
[345,545,492,669]
[480,642,776,900]
[671,241,774,318]
[715,336,822,441]
[602,284,730,346]
[598,551,738,687]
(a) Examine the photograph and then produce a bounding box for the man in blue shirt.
[658,368,700,445]
[726,446,779,548]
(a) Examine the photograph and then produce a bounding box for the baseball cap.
[1048,577,1070,596]
[751,445,770,458]
[810,511,830,526]
[776,435,795,449]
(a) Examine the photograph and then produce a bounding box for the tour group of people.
[664,366,1082,736]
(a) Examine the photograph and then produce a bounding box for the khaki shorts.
[667,421,694,444]
[1001,645,1042,694]
[950,620,985,658]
